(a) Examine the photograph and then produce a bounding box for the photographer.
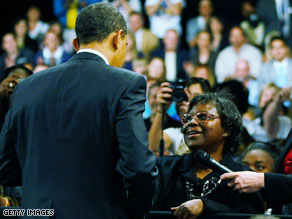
[148,77,211,155]
[0,64,32,129]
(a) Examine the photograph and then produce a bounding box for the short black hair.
[75,2,127,44]
[189,92,242,154]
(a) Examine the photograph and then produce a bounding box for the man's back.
[0,52,157,218]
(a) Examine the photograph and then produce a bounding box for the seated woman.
[151,92,265,218]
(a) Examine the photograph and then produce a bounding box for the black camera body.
[169,79,188,102]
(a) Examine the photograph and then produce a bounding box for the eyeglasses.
[181,112,219,125]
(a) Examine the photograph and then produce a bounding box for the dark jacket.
[0,52,158,219]
[265,128,292,208]
[152,153,265,215]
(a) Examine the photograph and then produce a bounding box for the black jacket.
[152,152,264,215]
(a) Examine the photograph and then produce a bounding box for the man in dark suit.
[221,156,292,208]
[0,3,157,218]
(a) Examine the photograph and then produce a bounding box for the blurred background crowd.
[1,0,292,216]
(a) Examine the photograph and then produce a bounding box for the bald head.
[234,59,250,78]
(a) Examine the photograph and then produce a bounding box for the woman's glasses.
[181,112,219,125]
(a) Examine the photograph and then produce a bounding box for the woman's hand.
[171,199,204,219]
[155,82,173,113]
[176,88,191,118]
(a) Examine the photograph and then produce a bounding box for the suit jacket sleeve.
[115,74,158,218]
[0,87,22,186]
[264,173,292,208]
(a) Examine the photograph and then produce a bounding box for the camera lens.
[172,89,187,102]
[170,79,187,102]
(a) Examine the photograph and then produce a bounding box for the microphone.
[194,149,233,174]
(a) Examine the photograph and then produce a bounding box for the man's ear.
[72,38,79,51]
[112,30,124,50]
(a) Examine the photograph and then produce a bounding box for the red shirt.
[283,148,292,174]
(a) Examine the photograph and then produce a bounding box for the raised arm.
[263,87,292,140]
[148,82,173,152]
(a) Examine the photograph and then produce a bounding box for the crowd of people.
[1,0,292,218]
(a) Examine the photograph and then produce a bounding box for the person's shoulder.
[262,59,273,66]
[108,66,147,88]
[186,17,197,25]
[287,57,292,63]
[112,66,146,80]
[20,48,35,57]
[156,153,192,173]
[164,127,182,134]
[156,154,184,168]
[143,29,158,38]
[16,66,54,89]
[244,44,262,53]
[217,46,233,57]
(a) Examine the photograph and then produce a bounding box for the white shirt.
[215,44,263,83]
[29,21,49,40]
[77,48,109,65]
[164,127,184,155]
[145,0,182,38]
[135,29,144,52]
[42,46,64,66]
[165,52,177,82]
[273,58,289,87]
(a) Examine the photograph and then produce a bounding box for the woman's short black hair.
[189,92,242,154]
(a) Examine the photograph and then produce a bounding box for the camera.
[169,79,188,102]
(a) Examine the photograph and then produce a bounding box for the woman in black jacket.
[152,92,265,218]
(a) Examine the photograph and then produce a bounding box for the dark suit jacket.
[265,173,292,208]
[0,52,158,218]
[264,128,292,208]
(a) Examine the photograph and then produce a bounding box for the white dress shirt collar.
[77,48,109,65]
